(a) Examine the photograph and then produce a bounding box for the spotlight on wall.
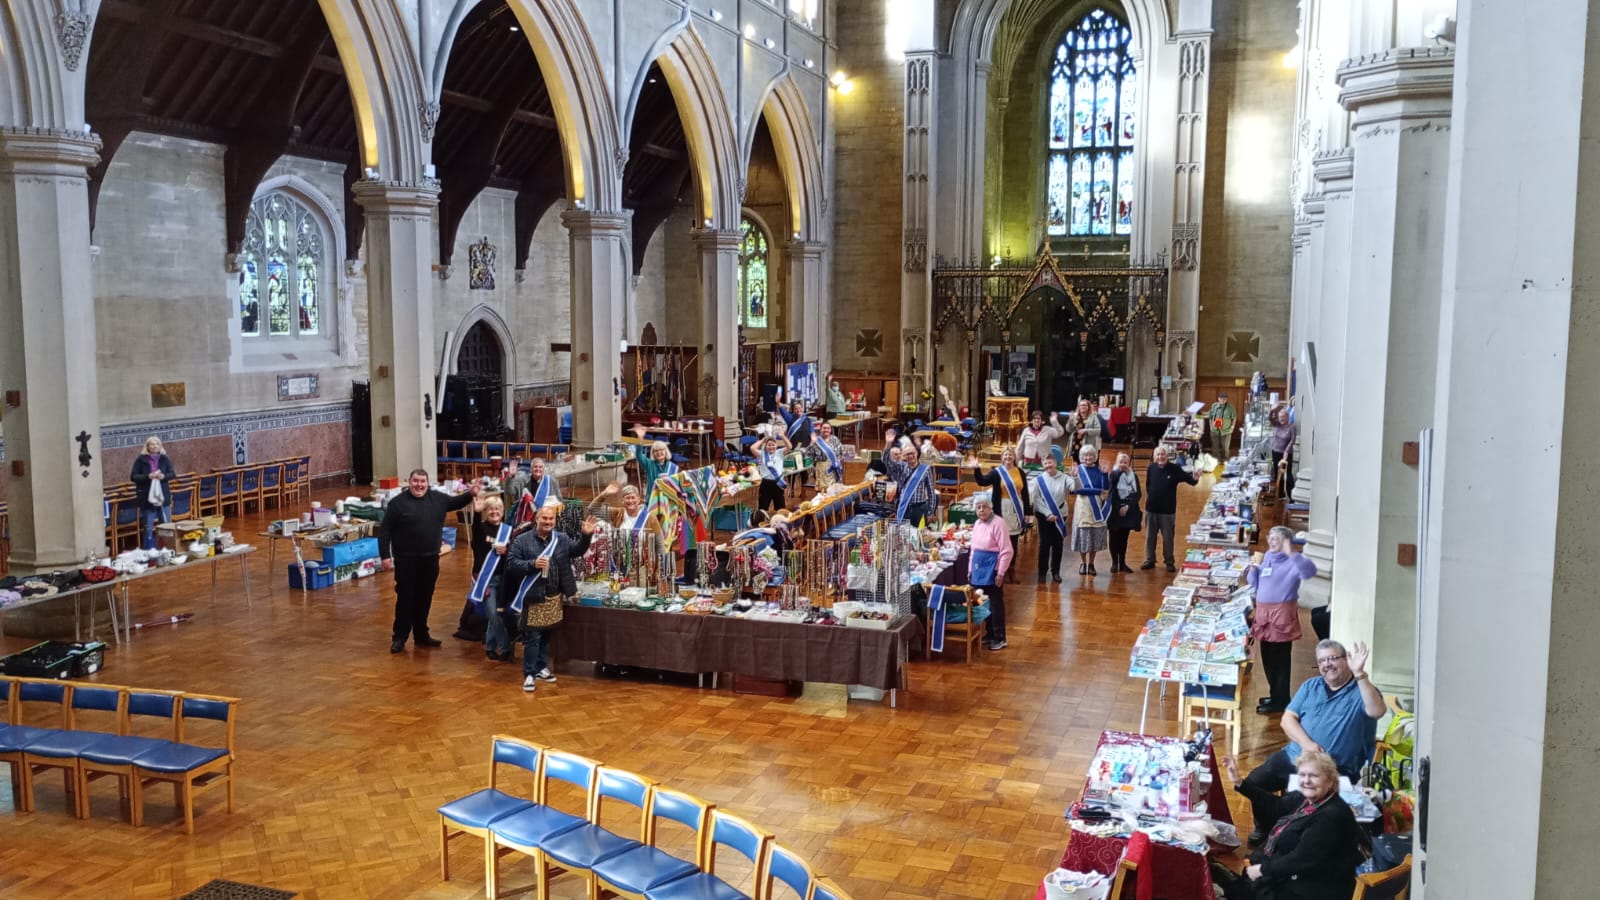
[764,37,776,49]
[829,71,855,94]
[509,24,519,33]
[1281,44,1300,69]
[710,8,723,22]
[742,23,755,38]
[803,58,815,69]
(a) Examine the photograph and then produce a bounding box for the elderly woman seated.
[1215,748,1371,900]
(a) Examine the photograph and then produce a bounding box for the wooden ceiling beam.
[437,85,531,266]
[99,0,291,59]
[85,0,184,233]
[441,88,558,131]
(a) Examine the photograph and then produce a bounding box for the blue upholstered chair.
[167,477,198,520]
[196,473,223,518]
[238,465,263,514]
[486,748,598,899]
[132,693,237,833]
[259,461,284,509]
[535,768,654,897]
[217,470,243,518]
[79,689,183,825]
[763,842,816,900]
[592,786,710,900]
[438,735,543,884]
[0,679,70,813]
[23,684,124,819]
[641,809,772,900]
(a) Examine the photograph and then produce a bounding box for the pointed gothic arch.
[746,74,825,242]
[641,24,742,229]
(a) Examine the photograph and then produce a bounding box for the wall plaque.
[150,383,186,408]
[278,374,320,401]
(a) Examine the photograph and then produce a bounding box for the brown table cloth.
[558,605,922,691]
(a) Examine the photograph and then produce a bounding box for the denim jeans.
[139,505,170,550]
[522,628,551,676]
[484,605,512,654]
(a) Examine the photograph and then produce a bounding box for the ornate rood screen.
[930,248,1169,410]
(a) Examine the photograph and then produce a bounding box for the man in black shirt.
[1142,445,1199,572]
[379,469,479,653]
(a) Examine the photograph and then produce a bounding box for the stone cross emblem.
[76,430,94,475]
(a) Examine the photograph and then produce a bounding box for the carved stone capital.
[419,101,441,144]
[56,12,92,72]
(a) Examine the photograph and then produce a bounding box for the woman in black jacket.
[1218,749,1371,900]
[129,436,177,550]
[1106,452,1142,573]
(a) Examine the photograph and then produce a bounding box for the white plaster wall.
[90,133,367,424]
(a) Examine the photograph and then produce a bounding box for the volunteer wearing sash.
[753,433,794,512]
[968,495,1014,651]
[1106,452,1143,574]
[806,420,846,490]
[972,447,1032,584]
[504,500,598,694]
[885,442,938,526]
[1014,410,1063,465]
[130,436,177,550]
[1069,445,1111,575]
[466,496,517,662]
[610,484,656,533]
[1031,455,1071,584]
[629,423,679,493]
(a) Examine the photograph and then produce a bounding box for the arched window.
[738,216,769,329]
[1046,8,1136,237]
[239,191,327,338]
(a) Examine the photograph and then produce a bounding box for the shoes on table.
[390,640,405,654]
[415,635,444,648]
[536,668,557,683]
[1140,561,1156,570]
[522,676,537,693]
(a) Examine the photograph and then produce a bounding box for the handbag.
[522,595,565,629]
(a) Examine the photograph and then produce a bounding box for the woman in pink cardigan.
[969,496,1015,651]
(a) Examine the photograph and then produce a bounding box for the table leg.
[890,688,897,708]
[74,593,82,642]
[123,582,132,644]
[105,586,121,645]
[242,554,252,605]
[210,561,218,603]
[1140,679,1153,734]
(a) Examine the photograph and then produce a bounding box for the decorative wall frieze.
[904,228,927,272]
[56,11,92,71]
[1171,224,1199,271]
[418,101,441,143]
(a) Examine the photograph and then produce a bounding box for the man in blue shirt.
[1238,639,1386,843]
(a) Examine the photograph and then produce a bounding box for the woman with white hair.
[1248,525,1319,714]
[1069,444,1111,576]
[968,494,1014,651]
[129,436,177,550]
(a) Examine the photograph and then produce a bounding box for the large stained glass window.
[1045,8,1136,237]
[739,216,769,329]
[239,192,325,338]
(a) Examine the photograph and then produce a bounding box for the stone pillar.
[1165,34,1211,411]
[353,180,440,484]
[694,227,739,423]
[902,53,936,403]
[1416,2,1600,894]
[785,239,828,373]
[564,209,629,447]
[1298,149,1352,611]
[1328,48,1453,693]
[1285,201,1321,505]
[0,129,107,571]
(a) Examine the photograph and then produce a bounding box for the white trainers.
[522,675,536,693]
[536,668,557,683]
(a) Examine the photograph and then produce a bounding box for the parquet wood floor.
[0,473,1314,899]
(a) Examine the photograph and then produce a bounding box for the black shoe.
[1079,564,1088,574]
[1255,702,1286,715]
[1038,572,1049,583]
[1087,564,1097,575]
[415,636,443,648]
[495,650,516,663]
[1140,561,1156,570]
[390,640,405,654]
[1052,573,1063,583]
[1258,696,1273,707]
[1165,564,1178,573]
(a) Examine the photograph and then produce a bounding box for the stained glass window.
[739,216,769,329]
[1046,8,1137,237]
[239,192,326,339]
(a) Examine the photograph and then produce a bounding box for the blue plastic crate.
[321,537,379,567]
[441,526,457,549]
[288,562,335,590]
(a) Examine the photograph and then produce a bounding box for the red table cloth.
[1035,730,1233,900]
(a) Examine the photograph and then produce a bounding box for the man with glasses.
[1237,639,1386,844]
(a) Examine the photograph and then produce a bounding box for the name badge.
[1261,567,1273,577]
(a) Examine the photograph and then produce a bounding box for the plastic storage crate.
[322,537,379,567]
[287,561,335,590]
[0,640,108,678]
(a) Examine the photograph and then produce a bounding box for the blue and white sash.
[1035,475,1067,535]
[814,437,843,478]
[624,506,651,532]
[763,451,787,489]
[995,467,1025,520]
[467,523,513,610]
[895,464,932,522]
[1076,465,1111,523]
[532,475,551,509]
[786,412,811,444]
[509,535,560,613]
[663,459,679,476]
[928,585,948,652]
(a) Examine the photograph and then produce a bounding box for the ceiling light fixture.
[743,23,755,38]
[509,25,520,32]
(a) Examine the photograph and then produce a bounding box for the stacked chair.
[440,736,854,899]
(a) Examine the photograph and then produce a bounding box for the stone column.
[693,227,739,423]
[1416,1,1599,893]
[1328,48,1453,693]
[0,129,106,570]
[786,239,828,373]
[902,53,936,402]
[564,209,629,447]
[1298,149,1352,611]
[1165,34,1211,411]
[353,180,440,484]
[1285,201,1321,505]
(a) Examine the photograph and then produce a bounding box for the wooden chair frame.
[79,688,183,825]
[6,678,71,814]
[487,748,601,900]
[927,586,987,664]
[1352,854,1412,900]
[25,684,125,819]
[440,735,545,889]
[132,692,238,833]
[1181,666,1245,758]
[593,785,712,900]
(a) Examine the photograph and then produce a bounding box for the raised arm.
[1347,642,1388,718]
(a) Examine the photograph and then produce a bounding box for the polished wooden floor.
[0,470,1314,899]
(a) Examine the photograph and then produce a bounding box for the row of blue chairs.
[0,677,237,833]
[441,736,851,900]
[438,441,573,481]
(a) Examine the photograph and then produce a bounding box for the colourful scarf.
[648,466,722,546]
